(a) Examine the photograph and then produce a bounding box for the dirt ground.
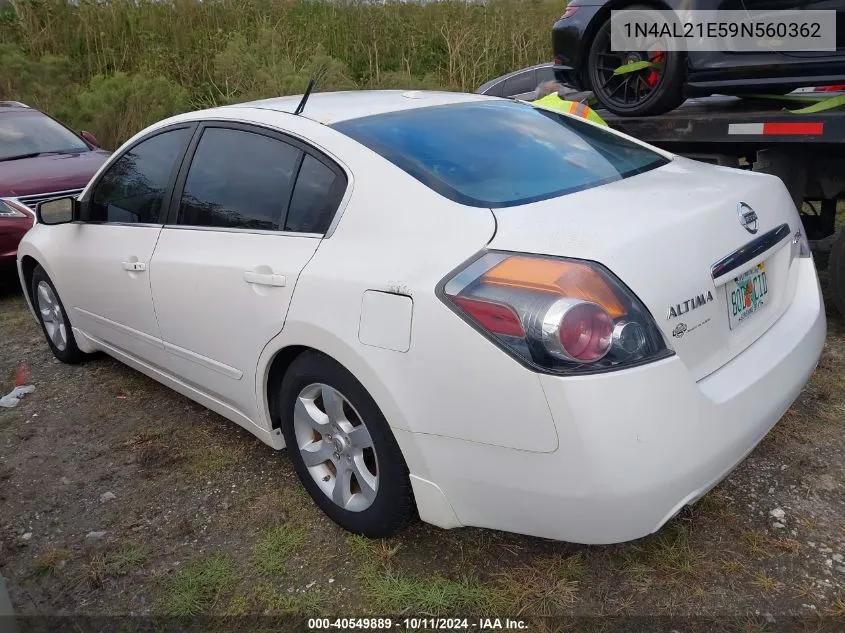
[1,267,844,629]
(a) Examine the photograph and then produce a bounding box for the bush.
[0,44,76,110]
[73,72,190,149]
[206,31,357,105]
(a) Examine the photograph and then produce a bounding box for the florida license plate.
[727,261,769,330]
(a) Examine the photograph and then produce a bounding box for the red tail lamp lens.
[558,302,613,361]
[440,251,670,375]
[453,297,525,337]
[561,6,578,19]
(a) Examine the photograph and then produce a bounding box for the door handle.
[122,261,147,272]
[243,271,287,287]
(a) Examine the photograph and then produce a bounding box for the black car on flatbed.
[550,0,845,116]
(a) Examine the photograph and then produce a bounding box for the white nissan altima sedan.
[17,90,826,544]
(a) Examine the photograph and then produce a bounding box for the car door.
[149,122,348,420]
[49,124,193,363]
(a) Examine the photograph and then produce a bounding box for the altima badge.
[737,202,758,234]
[667,291,714,320]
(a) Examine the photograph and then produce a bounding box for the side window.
[285,154,346,233]
[178,127,301,231]
[88,127,189,224]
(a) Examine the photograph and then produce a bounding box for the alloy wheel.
[593,46,666,111]
[292,383,379,512]
[36,281,68,352]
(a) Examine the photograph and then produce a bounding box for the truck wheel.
[828,227,845,317]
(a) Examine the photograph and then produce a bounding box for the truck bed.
[600,95,845,154]
[477,63,845,154]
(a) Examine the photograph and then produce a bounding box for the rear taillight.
[440,252,670,375]
[561,5,578,19]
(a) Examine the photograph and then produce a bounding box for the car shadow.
[0,273,24,299]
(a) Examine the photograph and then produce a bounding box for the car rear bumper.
[410,257,825,543]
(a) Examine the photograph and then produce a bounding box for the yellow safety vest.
[534,93,608,127]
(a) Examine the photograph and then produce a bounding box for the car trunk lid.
[487,157,802,382]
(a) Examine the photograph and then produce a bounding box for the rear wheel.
[278,351,414,537]
[586,6,685,116]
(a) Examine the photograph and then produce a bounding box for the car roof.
[227,90,499,125]
[0,101,34,113]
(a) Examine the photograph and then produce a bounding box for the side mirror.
[80,131,101,149]
[37,197,77,225]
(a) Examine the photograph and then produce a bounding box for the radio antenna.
[294,78,316,116]
[293,64,329,116]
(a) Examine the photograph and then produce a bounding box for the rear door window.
[177,127,302,231]
[333,100,669,208]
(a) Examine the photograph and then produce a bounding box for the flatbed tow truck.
[478,63,845,315]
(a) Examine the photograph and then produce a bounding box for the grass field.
[0,0,561,148]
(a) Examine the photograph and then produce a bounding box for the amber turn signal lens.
[481,256,627,318]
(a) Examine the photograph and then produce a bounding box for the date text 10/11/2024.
[308,618,528,630]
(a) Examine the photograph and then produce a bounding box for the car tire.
[828,227,845,318]
[278,351,415,538]
[586,6,686,117]
[31,265,86,364]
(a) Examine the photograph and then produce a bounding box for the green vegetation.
[228,581,326,615]
[0,0,560,148]
[360,563,505,615]
[160,553,237,616]
[253,523,305,574]
[106,539,148,574]
[622,523,702,580]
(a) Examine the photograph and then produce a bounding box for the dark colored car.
[0,101,109,271]
[553,0,845,116]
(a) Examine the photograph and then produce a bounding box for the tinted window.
[285,155,344,233]
[178,127,301,231]
[89,128,189,223]
[332,100,669,208]
[0,111,89,161]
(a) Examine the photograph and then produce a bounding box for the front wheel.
[31,265,86,364]
[278,351,415,537]
[586,6,685,117]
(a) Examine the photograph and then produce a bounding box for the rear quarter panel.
[238,111,561,455]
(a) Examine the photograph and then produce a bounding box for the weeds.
[227,582,325,615]
[360,564,503,615]
[34,548,70,575]
[623,523,702,580]
[498,553,585,615]
[106,540,147,574]
[751,570,780,594]
[160,553,237,616]
[253,524,305,575]
[825,593,845,618]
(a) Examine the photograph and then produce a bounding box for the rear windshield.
[332,100,668,208]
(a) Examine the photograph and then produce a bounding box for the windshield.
[332,100,669,208]
[0,111,89,161]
